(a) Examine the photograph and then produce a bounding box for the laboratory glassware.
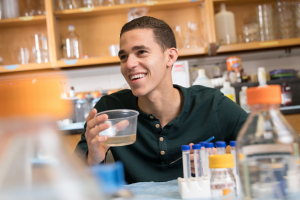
[237,85,300,199]
[2,0,19,19]
[257,4,275,41]
[75,93,90,122]
[65,25,82,59]
[193,144,202,181]
[277,0,295,39]
[64,0,81,9]
[182,145,191,190]
[34,33,49,63]
[215,141,226,154]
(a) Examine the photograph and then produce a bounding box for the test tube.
[205,142,214,177]
[199,142,206,177]
[216,141,226,154]
[193,144,202,182]
[181,145,191,189]
[230,141,238,175]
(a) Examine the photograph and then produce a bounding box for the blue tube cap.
[181,145,190,151]
[230,141,237,147]
[205,142,214,148]
[215,141,226,148]
[192,144,201,150]
[199,142,206,147]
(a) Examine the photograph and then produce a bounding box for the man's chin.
[131,88,147,97]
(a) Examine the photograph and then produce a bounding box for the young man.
[75,16,248,184]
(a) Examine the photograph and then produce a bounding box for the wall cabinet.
[0,0,299,74]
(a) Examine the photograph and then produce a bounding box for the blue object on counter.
[270,69,297,80]
[204,142,214,148]
[229,141,237,147]
[215,141,226,148]
[192,144,201,150]
[90,161,126,194]
[181,145,190,151]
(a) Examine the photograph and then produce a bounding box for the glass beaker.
[64,0,81,9]
[276,0,295,39]
[257,4,275,41]
[18,47,29,65]
[34,33,49,63]
[237,85,300,199]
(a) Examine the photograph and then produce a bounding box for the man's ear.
[166,48,178,68]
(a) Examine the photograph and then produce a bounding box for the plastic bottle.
[75,93,90,122]
[66,25,82,59]
[212,63,222,78]
[258,67,267,86]
[215,141,226,154]
[236,85,300,199]
[281,82,292,106]
[192,69,213,88]
[69,86,76,98]
[0,72,105,200]
[239,86,249,112]
[210,154,237,199]
[214,3,237,45]
[220,81,236,102]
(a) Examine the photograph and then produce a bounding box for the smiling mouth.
[129,73,147,81]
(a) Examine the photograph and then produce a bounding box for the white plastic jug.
[215,3,237,45]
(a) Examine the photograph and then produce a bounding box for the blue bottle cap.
[199,142,206,147]
[192,144,201,150]
[205,142,214,148]
[215,141,226,148]
[181,145,190,151]
[230,141,237,147]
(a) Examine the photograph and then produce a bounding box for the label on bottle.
[211,181,236,199]
[225,94,235,102]
[281,92,292,105]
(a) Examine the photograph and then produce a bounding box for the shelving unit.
[0,0,300,74]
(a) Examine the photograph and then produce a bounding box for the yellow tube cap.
[209,154,235,168]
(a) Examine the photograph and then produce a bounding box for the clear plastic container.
[192,69,213,88]
[210,154,237,200]
[236,85,300,199]
[65,25,82,59]
[75,93,90,123]
[95,109,139,146]
[220,81,236,102]
[0,72,105,200]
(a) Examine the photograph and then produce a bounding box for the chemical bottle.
[92,91,101,108]
[192,69,213,88]
[75,93,90,122]
[281,82,292,106]
[236,85,300,199]
[210,154,237,200]
[69,86,76,98]
[66,25,82,59]
[220,81,236,102]
[212,63,222,78]
[239,86,249,112]
[0,71,105,199]
[214,3,237,45]
[258,67,267,86]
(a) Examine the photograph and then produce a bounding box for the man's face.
[119,29,169,97]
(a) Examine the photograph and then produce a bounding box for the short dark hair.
[120,16,176,51]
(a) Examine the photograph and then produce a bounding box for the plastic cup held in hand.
[95,109,139,146]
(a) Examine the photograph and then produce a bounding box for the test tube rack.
[178,176,211,199]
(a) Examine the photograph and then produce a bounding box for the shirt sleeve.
[215,91,248,144]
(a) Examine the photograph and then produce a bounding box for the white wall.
[62,47,300,93]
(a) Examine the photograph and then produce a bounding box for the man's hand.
[190,143,217,174]
[85,109,111,165]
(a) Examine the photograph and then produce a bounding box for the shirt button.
[155,124,160,128]
[150,116,154,119]
[159,137,164,142]
[160,150,165,155]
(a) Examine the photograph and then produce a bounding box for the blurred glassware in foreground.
[0,71,105,200]
[257,4,275,41]
[237,85,300,199]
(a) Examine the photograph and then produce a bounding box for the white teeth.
[130,74,146,80]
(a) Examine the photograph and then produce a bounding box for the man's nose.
[126,54,138,69]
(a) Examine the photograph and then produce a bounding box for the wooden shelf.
[0,16,46,28]
[217,38,300,53]
[0,62,52,73]
[54,0,203,19]
[178,47,207,56]
[56,56,120,68]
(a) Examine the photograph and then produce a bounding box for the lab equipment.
[75,93,90,122]
[182,145,191,190]
[229,141,238,175]
[236,85,300,199]
[257,4,275,41]
[214,3,237,45]
[95,109,139,146]
[281,82,292,106]
[226,56,242,73]
[277,0,295,39]
[193,144,202,181]
[64,0,81,9]
[210,154,237,200]
[239,86,249,112]
[65,25,82,59]
[258,67,267,86]
[205,136,215,143]
[192,69,213,88]
[205,143,214,177]
[2,0,19,19]
[0,72,105,199]
[215,141,226,154]
[34,33,49,63]
[220,82,236,102]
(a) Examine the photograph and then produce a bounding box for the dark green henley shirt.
[75,85,248,184]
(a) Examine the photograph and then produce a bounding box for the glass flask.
[0,71,105,200]
[65,25,82,59]
[236,85,300,199]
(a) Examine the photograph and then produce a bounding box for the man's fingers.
[114,120,130,132]
[86,114,109,131]
[90,122,110,138]
[86,108,97,122]
[91,135,108,145]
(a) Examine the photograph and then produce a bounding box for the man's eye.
[120,55,127,60]
[138,50,146,55]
